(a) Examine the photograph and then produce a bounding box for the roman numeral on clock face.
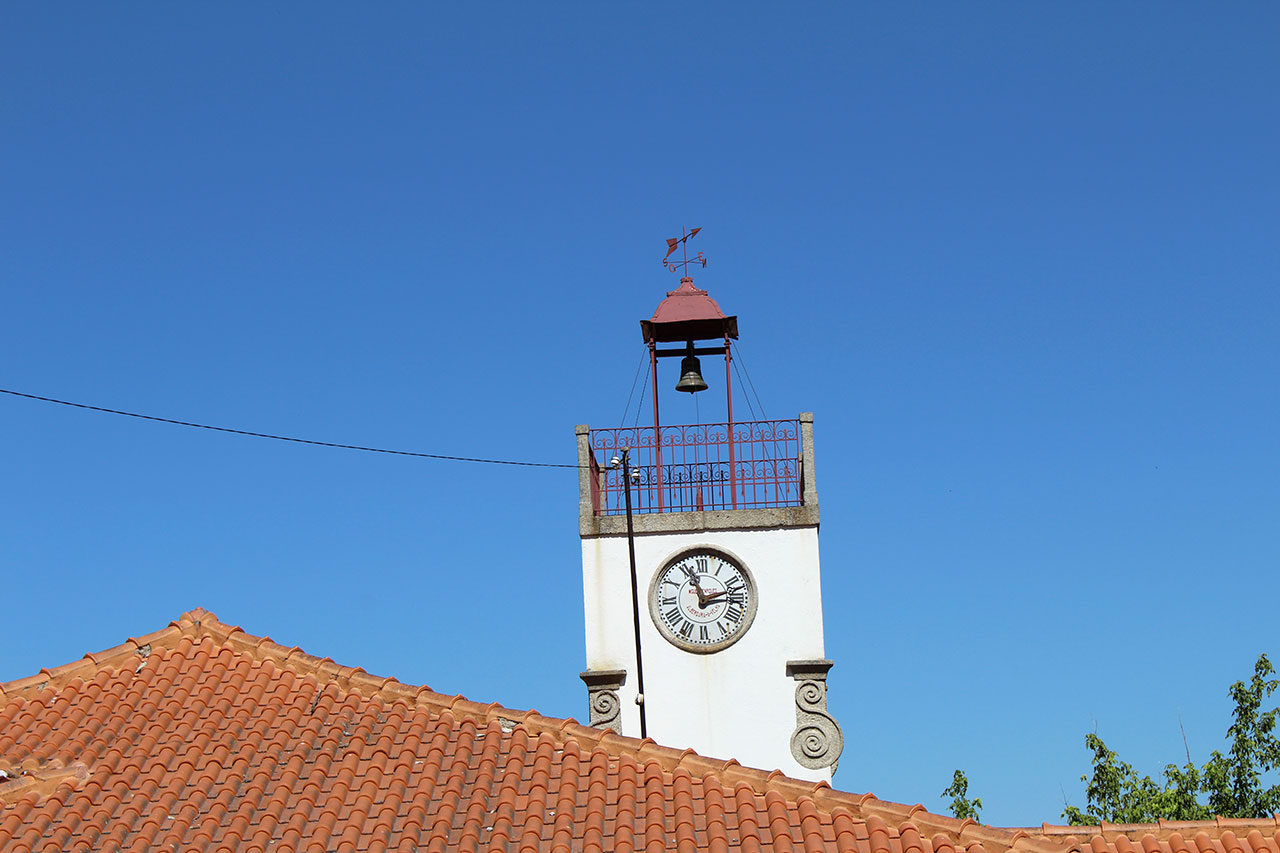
[651,550,754,651]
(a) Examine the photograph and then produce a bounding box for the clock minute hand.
[690,575,710,607]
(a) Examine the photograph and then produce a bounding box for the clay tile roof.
[1,610,1269,852]
[1017,822,1280,853]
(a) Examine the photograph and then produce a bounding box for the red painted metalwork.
[724,333,736,509]
[662,226,705,274]
[640,234,745,515]
[589,419,803,515]
[640,278,738,344]
[649,340,663,511]
[588,450,602,512]
[642,272,739,513]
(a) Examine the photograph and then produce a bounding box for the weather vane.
[662,226,706,275]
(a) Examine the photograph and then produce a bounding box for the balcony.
[575,415,819,535]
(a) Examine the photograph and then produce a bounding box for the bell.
[675,353,708,393]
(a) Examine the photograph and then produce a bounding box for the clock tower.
[576,260,843,782]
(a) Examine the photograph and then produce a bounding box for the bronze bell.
[675,349,708,393]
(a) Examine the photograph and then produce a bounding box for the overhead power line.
[0,388,580,469]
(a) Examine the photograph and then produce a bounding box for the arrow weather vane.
[662,226,706,275]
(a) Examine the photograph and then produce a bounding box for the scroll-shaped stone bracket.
[785,659,843,772]
[579,669,627,733]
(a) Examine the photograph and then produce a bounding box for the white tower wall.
[582,526,830,780]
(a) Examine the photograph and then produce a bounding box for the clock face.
[648,548,757,654]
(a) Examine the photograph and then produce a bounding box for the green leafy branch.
[1064,654,1280,824]
[942,769,983,822]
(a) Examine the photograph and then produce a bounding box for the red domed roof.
[639,277,739,343]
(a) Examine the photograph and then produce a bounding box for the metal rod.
[725,335,736,509]
[653,345,728,358]
[649,340,663,511]
[621,447,648,739]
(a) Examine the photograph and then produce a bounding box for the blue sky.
[3,3,1277,826]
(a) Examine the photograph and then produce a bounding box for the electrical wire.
[728,344,778,463]
[731,342,769,420]
[632,359,650,430]
[731,357,759,421]
[0,387,582,469]
[618,350,647,428]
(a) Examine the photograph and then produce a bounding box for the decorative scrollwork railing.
[589,419,803,515]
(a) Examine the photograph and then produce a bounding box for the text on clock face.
[654,553,750,646]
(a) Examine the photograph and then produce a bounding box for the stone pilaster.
[579,669,627,733]
[785,659,843,772]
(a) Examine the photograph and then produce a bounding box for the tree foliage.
[1064,654,1280,825]
[942,769,983,822]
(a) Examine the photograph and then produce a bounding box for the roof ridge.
[0,613,193,700]
[1024,818,1280,838]
[0,609,1058,853]
[837,796,1066,853]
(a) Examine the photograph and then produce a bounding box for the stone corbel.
[785,659,843,772]
[579,669,627,733]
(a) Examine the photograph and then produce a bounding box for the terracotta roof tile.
[1019,822,1280,853]
[4,609,1273,852]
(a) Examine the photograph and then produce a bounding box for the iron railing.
[589,419,803,515]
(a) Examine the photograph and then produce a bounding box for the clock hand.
[690,575,710,607]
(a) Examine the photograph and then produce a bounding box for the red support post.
[724,335,736,509]
[650,340,663,511]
